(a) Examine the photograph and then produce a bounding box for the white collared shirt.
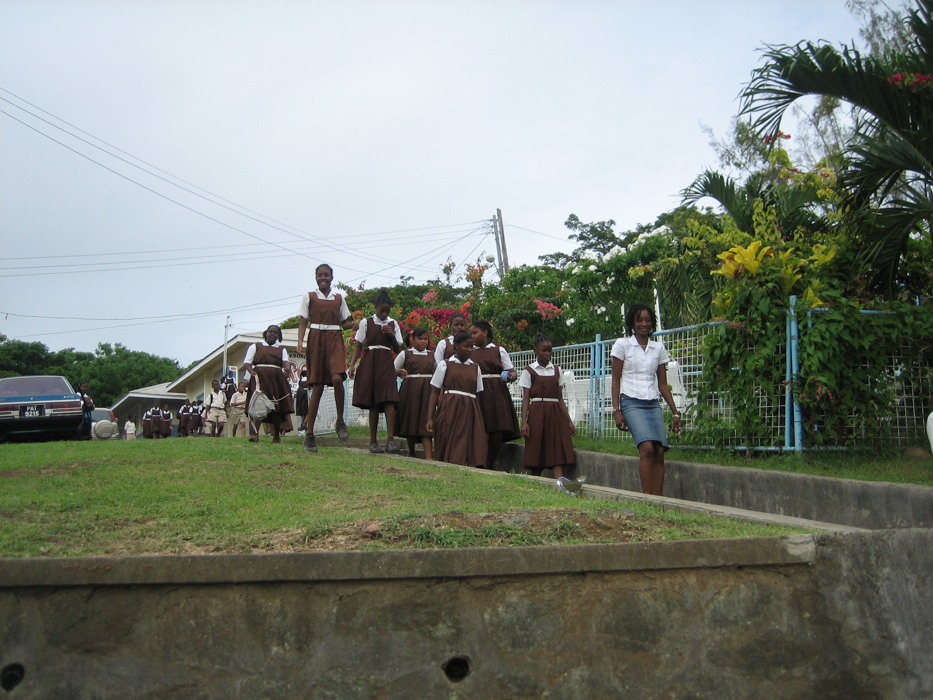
[429,357,484,392]
[519,360,569,389]
[475,342,515,371]
[298,290,351,321]
[244,340,289,365]
[394,348,431,370]
[434,335,456,363]
[354,315,404,345]
[610,335,671,401]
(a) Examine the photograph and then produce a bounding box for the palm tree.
[740,0,933,296]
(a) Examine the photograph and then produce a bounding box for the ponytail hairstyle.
[534,333,552,348]
[374,287,393,307]
[453,330,472,346]
[409,326,430,348]
[471,319,494,342]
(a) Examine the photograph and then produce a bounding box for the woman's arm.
[656,364,682,433]
[611,356,625,430]
[425,387,441,433]
[521,387,531,437]
[296,316,308,356]
[348,341,363,379]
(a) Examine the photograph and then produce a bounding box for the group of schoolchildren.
[282,264,577,478]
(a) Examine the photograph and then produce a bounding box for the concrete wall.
[1,530,931,699]
[498,444,933,530]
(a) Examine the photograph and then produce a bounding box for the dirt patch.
[166,507,659,555]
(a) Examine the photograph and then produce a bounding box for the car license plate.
[21,405,45,417]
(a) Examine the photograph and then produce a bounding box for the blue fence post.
[789,295,804,451]
[785,304,793,451]
[591,334,602,438]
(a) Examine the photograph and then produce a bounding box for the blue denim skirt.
[620,395,669,450]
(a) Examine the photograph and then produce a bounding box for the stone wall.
[498,444,933,530]
[1,530,931,699]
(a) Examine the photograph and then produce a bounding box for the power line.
[507,223,571,243]
[0,91,487,269]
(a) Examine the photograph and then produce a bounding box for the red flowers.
[888,72,932,90]
[534,299,562,321]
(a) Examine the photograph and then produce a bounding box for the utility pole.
[491,214,504,276]
[496,208,510,274]
[222,316,230,379]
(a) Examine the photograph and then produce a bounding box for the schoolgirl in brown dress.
[150,404,163,439]
[395,327,436,459]
[349,289,404,453]
[178,401,191,437]
[426,331,487,468]
[243,325,295,444]
[295,264,359,453]
[159,405,173,438]
[470,320,521,469]
[142,407,153,439]
[520,334,576,478]
[432,312,468,363]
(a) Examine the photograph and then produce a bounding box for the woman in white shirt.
[610,303,682,496]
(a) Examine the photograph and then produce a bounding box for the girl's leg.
[407,437,417,457]
[422,437,433,461]
[369,409,379,446]
[637,441,664,496]
[651,443,666,496]
[306,384,325,434]
[249,420,260,442]
[384,404,396,440]
[553,466,564,479]
[332,375,347,431]
[486,432,503,470]
[270,415,282,444]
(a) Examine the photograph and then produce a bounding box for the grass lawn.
[0,436,808,558]
[572,436,933,487]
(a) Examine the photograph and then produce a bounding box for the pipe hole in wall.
[1,664,25,692]
[441,656,471,682]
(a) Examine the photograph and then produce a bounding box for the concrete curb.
[345,447,865,534]
[0,535,816,588]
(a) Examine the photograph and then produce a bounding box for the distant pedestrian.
[205,379,227,437]
[227,381,249,437]
[160,404,173,438]
[124,415,137,441]
[78,382,94,440]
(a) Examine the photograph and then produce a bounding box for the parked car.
[90,408,120,440]
[0,375,85,442]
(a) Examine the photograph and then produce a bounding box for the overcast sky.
[1,1,864,367]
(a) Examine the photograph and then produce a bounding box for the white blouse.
[298,290,351,322]
[244,341,289,366]
[429,357,484,393]
[518,361,569,390]
[394,348,431,370]
[354,315,404,345]
[610,335,671,401]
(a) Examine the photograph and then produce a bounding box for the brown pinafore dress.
[352,318,400,410]
[471,344,521,441]
[248,343,296,422]
[397,350,436,439]
[434,360,487,468]
[305,292,347,386]
[523,365,575,469]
